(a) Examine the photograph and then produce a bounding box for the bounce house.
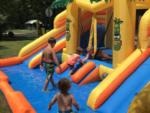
[1,0,150,113]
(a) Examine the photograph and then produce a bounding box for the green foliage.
[90,0,111,3]
[0,0,55,28]
[51,0,111,9]
[51,0,73,9]
[0,15,7,24]
[90,0,101,3]
[0,14,7,34]
[105,0,111,3]
[14,0,53,27]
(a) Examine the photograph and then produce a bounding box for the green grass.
[0,40,33,58]
[0,91,12,113]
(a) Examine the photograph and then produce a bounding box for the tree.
[0,0,64,32]
[0,14,7,36]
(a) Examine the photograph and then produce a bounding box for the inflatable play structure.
[1,0,150,113]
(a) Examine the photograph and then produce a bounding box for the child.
[40,37,61,91]
[68,48,93,76]
[67,54,81,76]
[69,58,84,76]
[48,78,80,113]
[69,47,112,76]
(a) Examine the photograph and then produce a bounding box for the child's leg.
[101,51,112,59]
[49,73,55,87]
[43,77,50,91]
[43,72,54,91]
[43,61,55,91]
[69,65,74,76]
[69,70,73,76]
[98,51,112,60]
[69,63,84,76]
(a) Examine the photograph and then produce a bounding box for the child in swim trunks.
[48,78,79,113]
[40,37,61,91]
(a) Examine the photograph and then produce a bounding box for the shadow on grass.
[0,46,9,50]
[0,36,37,41]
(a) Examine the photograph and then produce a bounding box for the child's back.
[48,78,79,113]
[55,93,76,113]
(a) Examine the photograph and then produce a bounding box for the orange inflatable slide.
[71,61,96,83]
[0,71,36,113]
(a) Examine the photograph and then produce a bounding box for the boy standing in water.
[40,37,61,91]
[48,78,80,113]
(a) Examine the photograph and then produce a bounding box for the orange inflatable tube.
[9,92,36,113]
[53,40,66,52]
[71,61,96,83]
[79,67,99,86]
[0,81,14,92]
[0,71,36,113]
[0,57,23,67]
[0,71,9,82]
[94,49,150,109]
[55,62,69,74]
[4,91,36,113]
[55,18,66,28]
[149,48,150,53]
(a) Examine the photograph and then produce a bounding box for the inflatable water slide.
[1,0,150,113]
[0,5,109,112]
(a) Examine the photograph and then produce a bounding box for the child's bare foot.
[42,89,50,93]
[52,84,57,88]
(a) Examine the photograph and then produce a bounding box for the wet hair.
[48,37,56,44]
[58,78,71,94]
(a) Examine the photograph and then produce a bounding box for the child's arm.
[81,53,89,63]
[71,95,80,110]
[52,50,59,65]
[48,94,57,110]
[40,52,44,71]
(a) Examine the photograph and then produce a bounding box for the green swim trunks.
[43,62,55,77]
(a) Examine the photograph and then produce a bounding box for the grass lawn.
[0,40,33,58]
[0,91,12,113]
